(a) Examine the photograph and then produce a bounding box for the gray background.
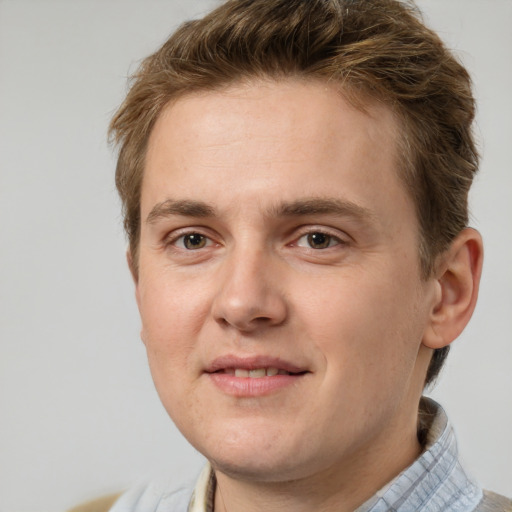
[0,1,511,511]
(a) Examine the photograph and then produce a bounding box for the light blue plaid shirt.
[111,398,505,512]
[356,398,482,511]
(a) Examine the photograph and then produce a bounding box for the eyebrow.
[146,197,375,224]
[146,199,216,224]
[271,198,375,222]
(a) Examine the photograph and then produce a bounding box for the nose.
[211,248,288,333]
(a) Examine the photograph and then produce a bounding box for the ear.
[423,228,483,349]
[126,249,139,285]
[127,250,147,345]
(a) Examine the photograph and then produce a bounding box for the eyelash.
[165,230,216,251]
[293,229,346,250]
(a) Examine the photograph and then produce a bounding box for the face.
[136,80,436,483]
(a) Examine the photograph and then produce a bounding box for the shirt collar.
[356,397,482,512]
[188,464,215,512]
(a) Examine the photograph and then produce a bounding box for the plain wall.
[0,1,510,511]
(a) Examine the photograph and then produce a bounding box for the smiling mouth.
[214,368,302,378]
[204,356,309,397]
[207,367,308,397]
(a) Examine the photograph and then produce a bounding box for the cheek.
[298,266,426,378]
[136,272,213,388]
[139,269,208,336]
[137,276,206,419]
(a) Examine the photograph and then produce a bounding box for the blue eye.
[175,233,211,250]
[297,232,340,249]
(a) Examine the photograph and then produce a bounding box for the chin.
[184,418,313,482]
[208,451,308,483]
[205,434,336,484]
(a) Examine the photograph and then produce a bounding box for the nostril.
[217,317,231,328]
[211,277,288,331]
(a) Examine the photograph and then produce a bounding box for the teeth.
[232,367,285,378]
[249,368,266,378]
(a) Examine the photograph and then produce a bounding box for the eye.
[174,232,212,250]
[296,231,341,249]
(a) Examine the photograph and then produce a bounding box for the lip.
[204,354,309,398]
[205,354,308,374]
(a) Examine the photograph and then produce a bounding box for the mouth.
[213,367,304,378]
[205,355,308,376]
[204,356,310,397]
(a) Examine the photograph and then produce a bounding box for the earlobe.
[423,228,483,349]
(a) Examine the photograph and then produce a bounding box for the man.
[82,0,511,510]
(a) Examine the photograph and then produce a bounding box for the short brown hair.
[109,0,478,385]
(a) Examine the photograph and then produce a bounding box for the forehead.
[148,79,399,161]
[142,79,410,226]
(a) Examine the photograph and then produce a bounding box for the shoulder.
[67,493,122,512]
[474,490,512,512]
[68,481,194,512]
[109,481,193,512]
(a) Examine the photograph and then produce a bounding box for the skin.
[133,79,483,511]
